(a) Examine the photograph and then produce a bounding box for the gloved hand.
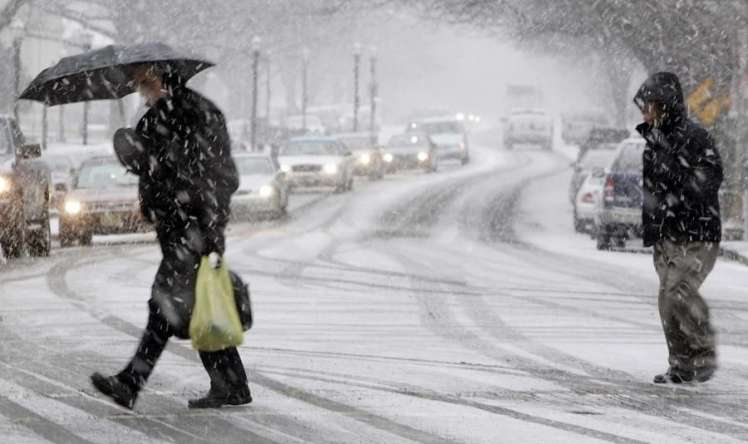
[208,252,222,269]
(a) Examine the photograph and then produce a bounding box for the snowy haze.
[2,1,744,443]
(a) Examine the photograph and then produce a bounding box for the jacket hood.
[633,72,685,115]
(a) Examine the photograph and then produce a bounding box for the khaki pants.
[653,240,718,372]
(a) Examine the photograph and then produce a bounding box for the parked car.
[277,136,354,193]
[503,108,553,151]
[43,154,76,213]
[0,116,51,258]
[561,110,611,145]
[594,138,646,250]
[231,153,289,219]
[573,166,608,234]
[382,133,438,173]
[59,156,146,247]
[577,127,630,162]
[285,115,326,136]
[569,143,620,204]
[335,132,384,180]
[406,116,469,165]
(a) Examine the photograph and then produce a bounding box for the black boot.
[91,372,138,409]
[191,348,250,409]
[188,384,252,409]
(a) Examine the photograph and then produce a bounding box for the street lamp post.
[12,37,20,125]
[369,46,377,145]
[250,36,261,152]
[9,20,23,125]
[353,42,361,132]
[301,47,309,132]
[265,50,272,122]
[80,36,92,145]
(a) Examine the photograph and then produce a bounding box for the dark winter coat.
[634,72,723,247]
[131,85,239,256]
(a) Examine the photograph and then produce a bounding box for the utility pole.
[250,36,260,152]
[11,37,21,125]
[369,46,377,146]
[78,33,93,145]
[301,47,309,132]
[265,50,271,123]
[353,42,361,132]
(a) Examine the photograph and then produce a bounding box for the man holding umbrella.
[21,44,251,409]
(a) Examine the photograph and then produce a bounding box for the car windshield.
[339,138,370,151]
[45,157,74,173]
[235,157,275,175]
[281,141,341,156]
[76,161,138,189]
[388,134,427,148]
[612,143,644,173]
[408,121,461,134]
[580,150,617,169]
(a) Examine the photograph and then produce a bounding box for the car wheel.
[596,227,612,250]
[572,207,585,233]
[573,218,586,233]
[80,231,93,247]
[28,218,51,257]
[615,237,627,249]
[3,198,26,258]
[59,232,73,248]
[1,233,24,258]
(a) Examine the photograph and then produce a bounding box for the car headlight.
[280,164,291,173]
[383,153,393,163]
[64,199,82,215]
[417,152,429,162]
[359,153,371,165]
[259,185,274,198]
[323,163,338,175]
[0,176,10,194]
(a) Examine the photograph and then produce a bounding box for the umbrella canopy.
[19,42,214,106]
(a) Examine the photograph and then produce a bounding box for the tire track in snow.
[376,151,748,440]
[45,252,455,444]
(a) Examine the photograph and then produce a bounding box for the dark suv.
[594,138,645,250]
[0,116,51,258]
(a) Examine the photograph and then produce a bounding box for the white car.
[231,153,289,219]
[574,168,608,234]
[503,108,553,151]
[335,132,385,180]
[278,136,354,193]
[571,147,619,232]
[407,116,469,165]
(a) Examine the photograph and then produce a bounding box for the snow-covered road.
[1,139,747,443]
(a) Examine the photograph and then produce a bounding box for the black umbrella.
[19,42,214,106]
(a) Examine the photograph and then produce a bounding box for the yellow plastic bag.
[190,257,244,351]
